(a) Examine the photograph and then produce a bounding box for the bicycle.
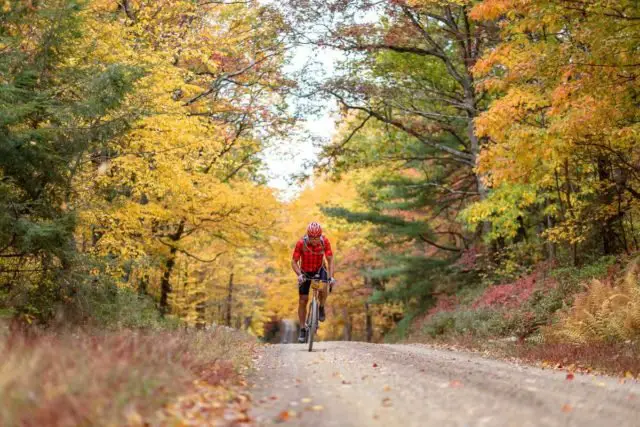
[303,274,331,352]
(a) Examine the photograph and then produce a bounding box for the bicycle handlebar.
[300,274,334,293]
[305,277,332,283]
[302,273,332,283]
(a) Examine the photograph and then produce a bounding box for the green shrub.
[550,255,616,286]
[455,281,488,305]
[384,310,418,342]
[422,308,511,338]
[72,282,181,330]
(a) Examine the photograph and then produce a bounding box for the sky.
[258,3,380,200]
[260,43,342,200]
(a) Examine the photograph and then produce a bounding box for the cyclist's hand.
[297,274,305,285]
[330,277,337,286]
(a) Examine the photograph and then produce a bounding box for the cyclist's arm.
[323,237,335,279]
[291,258,302,276]
[327,255,334,279]
[292,240,303,276]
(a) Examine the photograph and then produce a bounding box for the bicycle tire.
[304,304,311,343]
[308,298,317,352]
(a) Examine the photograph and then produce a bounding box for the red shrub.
[455,246,480,271]
[472,272,537,309]
[412,294,460,332]
[427,294,459,317]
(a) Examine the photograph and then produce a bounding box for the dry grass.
[516,342,640,376]
[545,259,640,344]
[417,333,640,377]
[0,325,255,426]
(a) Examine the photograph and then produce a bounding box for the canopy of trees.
[2,0,639,339]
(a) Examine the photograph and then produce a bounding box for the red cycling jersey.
[292,237,333,273]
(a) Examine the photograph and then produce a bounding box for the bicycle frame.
[305,277,328,352]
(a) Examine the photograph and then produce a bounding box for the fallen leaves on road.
[276,410,291,422]
[155,379,252,426]
[301,397,312,403]
[382,397,392,407]
[566,373,574,380]
[449,380,464,388]
[561,404,573,413]
[373,363,379,368]
[383,385,392,392]
[311,405,324,411]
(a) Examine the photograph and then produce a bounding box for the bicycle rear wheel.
[308,298,317,352]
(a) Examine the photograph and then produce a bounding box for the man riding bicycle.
[291,222,336,343]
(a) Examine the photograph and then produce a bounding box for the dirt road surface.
[250,341,640,426]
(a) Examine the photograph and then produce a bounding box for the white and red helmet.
[307,221,322,237]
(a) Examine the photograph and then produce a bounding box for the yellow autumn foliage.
[60,0,291,330]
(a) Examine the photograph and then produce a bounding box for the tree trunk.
[138,273,149,295]
[159,249,177,317]
[365,302,373,343]
[597,157,623,255]
[159,220,185,317]
[364,276,373,342]
[464,81,493,240]
[343,307,352,341]
[225,272,234,327]
[195,291,206,329]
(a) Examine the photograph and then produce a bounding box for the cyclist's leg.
[317,268,329,322]
[318,267,329,306]
[298,278,311,326]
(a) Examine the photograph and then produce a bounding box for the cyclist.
[291,222,336,343]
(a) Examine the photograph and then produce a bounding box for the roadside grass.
[516,341,640,376]
[423,334,640,377]
[0,326,255,426]
[402,255,640,377]
[408,256,618,341]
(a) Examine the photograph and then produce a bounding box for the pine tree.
[0,1,140,320]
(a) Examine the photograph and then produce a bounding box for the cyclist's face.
[309,236,321,244]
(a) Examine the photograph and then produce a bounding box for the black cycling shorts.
[299,267,328,296]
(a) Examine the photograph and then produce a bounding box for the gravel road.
[249,341,640,426]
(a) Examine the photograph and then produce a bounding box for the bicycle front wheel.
[308,298,317,352]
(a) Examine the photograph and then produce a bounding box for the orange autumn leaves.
[462,0,640,246]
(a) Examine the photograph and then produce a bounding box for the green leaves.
[0,0,141,322]
[459,184,541,242]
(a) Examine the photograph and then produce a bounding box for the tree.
[273,0,503,322]
[284,0,499,202]
[468,0,640,262]
[0,1,140,321]
[74,0,293,320]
